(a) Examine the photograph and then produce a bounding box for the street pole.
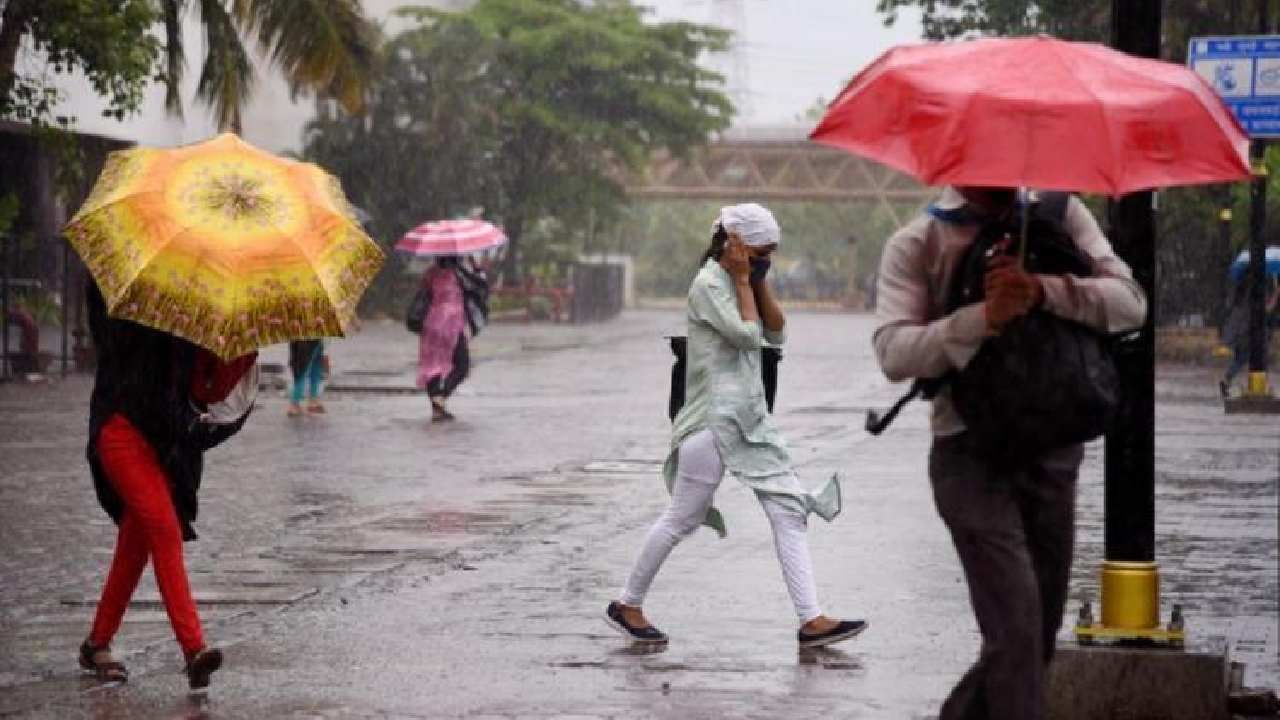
[1220,206,1234,328]
[1247,0,1272,397]
[1,233,9,382]
[60,236,69,377]
[1099,0,1162,635]
[1246,136,1271,397]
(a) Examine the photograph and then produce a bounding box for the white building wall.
[28,1,460,152]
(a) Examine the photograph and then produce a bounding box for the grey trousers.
[929,434,1084,720]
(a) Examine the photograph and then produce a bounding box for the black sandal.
[430,399,455,422]
[797,619,868,649]
[184,646,223,691]
[79,640,128,682]
[604,601,668,644]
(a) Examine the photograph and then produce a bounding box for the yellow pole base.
[1245,372,1272,398]
[1101,560,1160,630]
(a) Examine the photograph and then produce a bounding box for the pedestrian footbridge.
[626,125,934,224]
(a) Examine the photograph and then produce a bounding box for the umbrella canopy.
[810,36,1251,194]
[1229,247,1280,281]
[65,133,384,360]
[396,219,507,258]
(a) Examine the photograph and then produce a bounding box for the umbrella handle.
[1017,187,1030,270]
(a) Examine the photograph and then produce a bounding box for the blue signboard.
[1189,35,1280,138]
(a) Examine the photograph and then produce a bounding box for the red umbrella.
[810,36,1251,194]
[395,219,508,257]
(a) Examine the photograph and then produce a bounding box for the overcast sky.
[639,1,925,125]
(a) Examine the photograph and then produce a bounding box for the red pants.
[89,414,204,654]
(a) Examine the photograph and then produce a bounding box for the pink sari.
[417,266,467,389]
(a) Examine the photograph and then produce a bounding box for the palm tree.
[162,0,377,131]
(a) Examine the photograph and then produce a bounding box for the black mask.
[749,256,771,283]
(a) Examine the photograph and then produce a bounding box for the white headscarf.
[714,203,780,248]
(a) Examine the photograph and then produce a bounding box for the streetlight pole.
[1094,0,1165,638]
[1246,0,1272,398]
[1245,136,1270,398]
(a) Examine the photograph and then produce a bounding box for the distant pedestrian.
[1219,276,1279,398]
[874,187,1146,720]
[417,257,488,421]
[287,339,327,416]
[81,281,258,691]
[606,203,865,649]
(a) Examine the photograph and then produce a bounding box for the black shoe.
[798,619,868,649]
[184,646,223,691]
[604,601,668,644]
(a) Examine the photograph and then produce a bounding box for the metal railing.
[0,233,76,382]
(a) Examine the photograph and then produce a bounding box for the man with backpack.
[873,186,1147,720]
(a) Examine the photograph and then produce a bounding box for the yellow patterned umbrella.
[65,133,383,360]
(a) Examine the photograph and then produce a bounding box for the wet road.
[0,311,1276,718]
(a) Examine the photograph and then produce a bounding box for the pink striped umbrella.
[395,219,508,257]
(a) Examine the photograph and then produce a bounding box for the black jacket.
[86,281,249,541]
[288,339,323,378]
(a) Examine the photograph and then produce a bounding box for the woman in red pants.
[79,281,257,690]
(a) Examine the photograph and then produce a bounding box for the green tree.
[0,0,377,132]
[158,0,377,131]
[408,0,733,279]
[875,0,1267,60]
[621,199,906,302]
[304,19,502,312]
[0,0,161,126]
[308,0,734,293]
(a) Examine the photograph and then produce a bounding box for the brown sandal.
[79,640,128,682]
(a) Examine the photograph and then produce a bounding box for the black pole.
[1104,0,1161,564]
[60,236,69,377]
[1247,3,1273,391]
[1,234,9,382]
[1248,139,1269,382]
[1220,206,1234,327]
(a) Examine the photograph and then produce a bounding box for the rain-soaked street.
[0,310,1276,719]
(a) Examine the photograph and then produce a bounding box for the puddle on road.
[373,510,512,535]
[788,405,874,416]
[580,459,663,475]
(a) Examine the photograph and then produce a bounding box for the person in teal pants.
[287,339,326,416]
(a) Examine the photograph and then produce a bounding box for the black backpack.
[667,336,781,421]
[867,193,1121,466]
[405,286,431,334]
[455,264,491,337]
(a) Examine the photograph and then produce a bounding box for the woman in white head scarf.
[605,203,866,648]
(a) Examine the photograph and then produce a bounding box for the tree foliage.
[624,199,905,302]
[0,0,376,132]
[0,0,161,126]
[875,0,1272,61]
[162,0,378,131]
[305,0,734,304]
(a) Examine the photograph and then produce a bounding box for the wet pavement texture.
[0,311,1276,719]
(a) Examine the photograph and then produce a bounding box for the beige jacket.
[872,188,1148,437]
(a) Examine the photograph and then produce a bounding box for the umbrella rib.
[273,194,362,336]
[1072,43,1249,191]
[68,189,174,308]
[1044,39,1118,193]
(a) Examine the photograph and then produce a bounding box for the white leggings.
[620,429,822,623]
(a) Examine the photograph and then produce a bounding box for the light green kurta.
[665,260,842,537]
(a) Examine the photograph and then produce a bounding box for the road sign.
[1189,35,1280,138]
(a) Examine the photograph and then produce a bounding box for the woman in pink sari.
[418,257,471,421]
